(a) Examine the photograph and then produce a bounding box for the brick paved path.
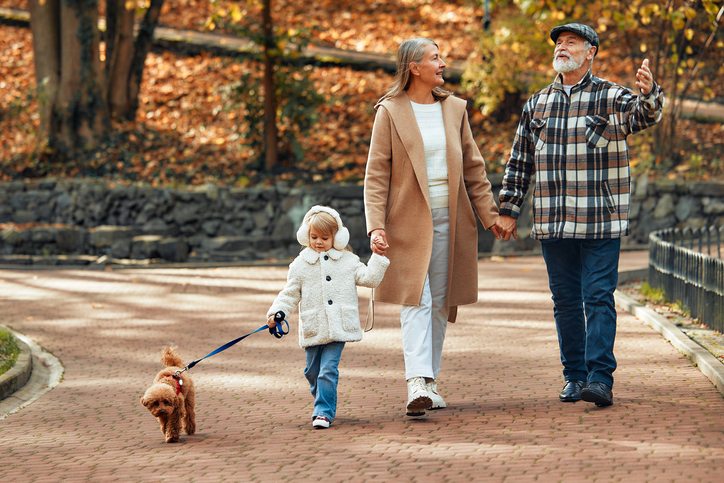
[1,253,723,482]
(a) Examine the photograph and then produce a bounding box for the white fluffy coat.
[268,248,390,348]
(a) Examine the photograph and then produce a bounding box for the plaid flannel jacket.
[499,70,665,239]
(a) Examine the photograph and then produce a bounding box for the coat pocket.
[530,117,547,151]
[299,309,320,338]
[602,181,617,214]
[340,306,362,333]
[585,115,611,149]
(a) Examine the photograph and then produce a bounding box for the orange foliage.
[0,1,722,186]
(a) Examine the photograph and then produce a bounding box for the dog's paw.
[165,428,180,443]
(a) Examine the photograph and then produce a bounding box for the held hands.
[493,215,518,242]
[636,59,655,96]
[370,229,389,256]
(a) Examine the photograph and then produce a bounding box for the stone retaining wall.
[627,174,724,243]
[0,179,371,265]
[1,176,723,265]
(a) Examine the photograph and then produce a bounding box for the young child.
[267,205,389,429]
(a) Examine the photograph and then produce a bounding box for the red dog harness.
[168,375,183,395]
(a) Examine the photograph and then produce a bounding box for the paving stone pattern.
[0,252,723,482]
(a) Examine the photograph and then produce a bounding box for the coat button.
[326,276,331,281]
[328,300,333,305]
[324,255,329,261]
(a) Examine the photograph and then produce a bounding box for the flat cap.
[550,23,599,56]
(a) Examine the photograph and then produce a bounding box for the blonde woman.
[364,38,500,417]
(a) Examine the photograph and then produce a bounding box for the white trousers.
[400,208,450,381]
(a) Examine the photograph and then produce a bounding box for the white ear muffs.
[334,224,350,250]
[296,205,350,251]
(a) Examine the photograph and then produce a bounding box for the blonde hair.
[378,37,451,104]
[305,211,353,252]
[307,211,338,239]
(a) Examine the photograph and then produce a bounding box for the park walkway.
[1,252,723,482]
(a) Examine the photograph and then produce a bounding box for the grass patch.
[641,281,668,304]
[0,327,20,376]
[671,300,691,318]
[640,282,692,318]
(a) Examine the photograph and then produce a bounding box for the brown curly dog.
[140,346,196,443]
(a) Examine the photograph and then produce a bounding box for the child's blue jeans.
[304,341,345,422]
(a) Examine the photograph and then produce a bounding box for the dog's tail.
[160,346,184,368]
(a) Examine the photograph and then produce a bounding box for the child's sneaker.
[312,416,330,429]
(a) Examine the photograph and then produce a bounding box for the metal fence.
[648,227,724,333]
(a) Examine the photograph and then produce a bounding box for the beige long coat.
[364,92,499,321]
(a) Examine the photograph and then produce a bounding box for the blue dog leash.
[173,311,289,379]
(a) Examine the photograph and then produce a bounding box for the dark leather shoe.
[559,380,585,402]
[580,382,613,407]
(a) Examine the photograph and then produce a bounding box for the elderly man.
[496,23,665,407]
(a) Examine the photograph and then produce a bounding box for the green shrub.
[0,328,20,377]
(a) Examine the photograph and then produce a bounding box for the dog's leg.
[159,415,168,436]
[184,391,196,435]
[165,410,181,443]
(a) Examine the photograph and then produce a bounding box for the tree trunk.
[28,0,60,140]
[57,3,107,152]
[105,0,118,77]
[127,0,165,119]
[262,0,278,170]
[107,2,135,118]
[57,3,81,150]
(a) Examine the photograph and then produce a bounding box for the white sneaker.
[426,380,447,409]
[406,377,432,416]
[312,416,330,429]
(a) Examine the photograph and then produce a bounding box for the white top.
[411,101,448,210]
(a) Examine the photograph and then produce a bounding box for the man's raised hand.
[636,58,654,96]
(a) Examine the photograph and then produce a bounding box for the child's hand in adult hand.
[371,235,388,256]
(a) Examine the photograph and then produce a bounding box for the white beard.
[553,52,584,73]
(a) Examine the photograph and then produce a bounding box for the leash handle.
[270,311,289,339]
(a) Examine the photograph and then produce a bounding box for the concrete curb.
[0,326,64,420]
[617,267,648,285]
[0,336,32,400]
[614,283,724,398]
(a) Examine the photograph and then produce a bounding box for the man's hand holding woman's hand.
[493,215,518,242]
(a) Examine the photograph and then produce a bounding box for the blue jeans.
[540,238,620,388]
[304,342,345,422]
